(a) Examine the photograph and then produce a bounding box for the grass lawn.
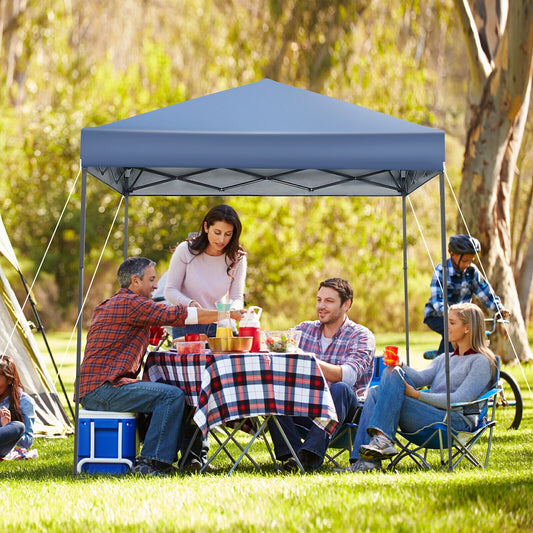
[1,331,531,532]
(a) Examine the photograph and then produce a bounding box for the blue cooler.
[77,410,138,474]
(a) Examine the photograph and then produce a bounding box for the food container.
[172,339,206,355]
[238,306,263,352]
[262,330,302,353]
[207,336,253,353]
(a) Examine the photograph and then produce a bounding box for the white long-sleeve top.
[164,241,247,310]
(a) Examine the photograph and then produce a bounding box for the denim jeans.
[81,381,185,465]
[350,366,471,461]
[268,381,360,469]
[171,322,217,341]
[0,420,25,457]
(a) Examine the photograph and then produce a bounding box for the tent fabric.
[0,216,72,437]
[81,79,445,198]
[0,213,20,270]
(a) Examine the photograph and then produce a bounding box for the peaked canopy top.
[81,79,445,197]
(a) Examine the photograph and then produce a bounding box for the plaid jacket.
[78,288,188,398]
[295,318,375,400]
[424,258,501,318]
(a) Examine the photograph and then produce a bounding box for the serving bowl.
[172,339,206,355]
[262,330,302,353]
[207,336,253,353]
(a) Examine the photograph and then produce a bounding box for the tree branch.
[452,0,493,99]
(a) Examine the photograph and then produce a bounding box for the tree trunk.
[455,0,533,363]
[517,235,533,322]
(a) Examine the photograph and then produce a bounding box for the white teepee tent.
[0,214,72,437]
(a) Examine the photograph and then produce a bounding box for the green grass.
[1,331,530,532]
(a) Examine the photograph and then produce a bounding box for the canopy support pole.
[402,189,410,366]
[73,167,88,475]
[124,195,129,260]
[438,170,452,471]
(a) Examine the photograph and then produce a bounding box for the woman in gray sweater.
[338,302,496,473]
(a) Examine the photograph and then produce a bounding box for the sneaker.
[423,350,439,360]
[131,458,176,477]
[281,457,300,473]
[333,460,381,474]
[359,434,398,461]
[181,459,215,473]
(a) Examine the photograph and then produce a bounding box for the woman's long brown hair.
[0,354,24,422]
[186,204,246,275]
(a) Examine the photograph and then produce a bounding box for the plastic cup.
[149,326,166,346]
[383,345,399,366]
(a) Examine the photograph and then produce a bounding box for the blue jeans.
[0,421,25,457]
[171,322,217,340]
[268,381,360,469]
[350,366,471,461]
[81,381,185,465]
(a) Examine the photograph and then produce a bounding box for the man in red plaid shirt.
[78,256,243,476]
[268,277,375,472]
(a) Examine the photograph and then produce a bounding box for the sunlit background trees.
[1,1,531,360]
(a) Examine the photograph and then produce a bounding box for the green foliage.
[0,0,530,332]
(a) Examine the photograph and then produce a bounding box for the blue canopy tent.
[76,79,451,471]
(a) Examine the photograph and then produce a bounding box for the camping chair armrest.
[451,387,499,409]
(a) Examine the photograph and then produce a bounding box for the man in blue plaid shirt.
[268,277,375,472]
[424,234,509,356]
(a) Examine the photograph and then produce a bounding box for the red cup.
[239,326,261,353]
[383,345,399,366]
[149,326,166,346]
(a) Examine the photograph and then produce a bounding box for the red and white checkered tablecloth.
[143,350,338,438]
[193,352,338,437]
[144,350,206,406]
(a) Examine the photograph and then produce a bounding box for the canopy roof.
[81,79,445,197]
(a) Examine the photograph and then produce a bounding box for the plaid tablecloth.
[143,350,338,438]
[193,352,338,437]
[144,350,206,406]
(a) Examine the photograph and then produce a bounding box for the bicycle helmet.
[448,234,481,255]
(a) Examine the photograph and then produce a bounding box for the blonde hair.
[449,303,496,369]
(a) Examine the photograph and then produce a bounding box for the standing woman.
[337,302,496,473]
[0,354,36,458]
[164,204,246,471]
[165,204,247,340]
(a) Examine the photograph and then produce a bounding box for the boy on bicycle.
[423,234,510,358]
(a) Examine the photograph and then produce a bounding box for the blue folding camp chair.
[388,357,501,471]
[324,356,385,467]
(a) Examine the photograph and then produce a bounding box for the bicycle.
[484,314,523,430]
[423,312,523,430]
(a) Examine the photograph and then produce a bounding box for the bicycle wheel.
[494,370,523,430]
